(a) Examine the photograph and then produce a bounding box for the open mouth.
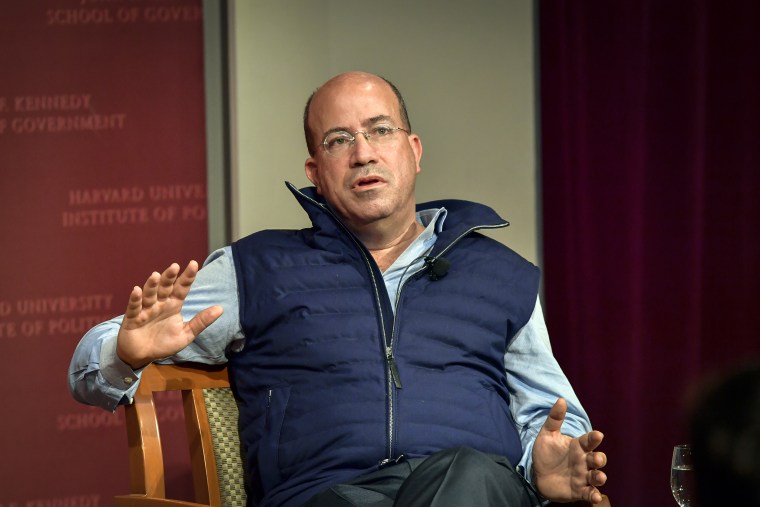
[354,176,385,189]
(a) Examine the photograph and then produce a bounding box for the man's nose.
[350,133,378,167]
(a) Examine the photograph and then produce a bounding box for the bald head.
[303,72,411,156]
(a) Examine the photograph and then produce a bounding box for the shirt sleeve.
[67,246,244,412]
[505,296,592,485]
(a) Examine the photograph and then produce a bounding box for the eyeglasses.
[322,125,410,156]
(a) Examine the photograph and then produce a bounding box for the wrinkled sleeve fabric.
[506,296,592,485]
[67,247,244,412]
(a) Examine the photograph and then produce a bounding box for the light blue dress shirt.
[68,207,591,485]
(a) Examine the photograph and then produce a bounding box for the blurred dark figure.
[690,362,760,507]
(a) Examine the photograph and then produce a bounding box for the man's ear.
[305,157,321,194]
[409,133,423,174]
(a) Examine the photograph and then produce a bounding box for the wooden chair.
[115,362,246,507]
[116,363,610,507]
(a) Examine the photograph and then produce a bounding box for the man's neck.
[352,218,425,273]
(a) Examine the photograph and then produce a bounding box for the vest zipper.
[387,347,403,388]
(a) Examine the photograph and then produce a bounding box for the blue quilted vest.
[229,184,540,507]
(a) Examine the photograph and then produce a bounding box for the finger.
[578,430,604,452]
[540,398,567,433]
[587,451,607,469]
[141,271,161,308]
[186,305,224,338]
[586,488,603,505]
[157,263,181,300]
[124,286,143,319]
[586,469,607,487]
[172,260,200,301]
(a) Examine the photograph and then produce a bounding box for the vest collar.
[284,182,510,255]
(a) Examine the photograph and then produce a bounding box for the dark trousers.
[302,447,543,507]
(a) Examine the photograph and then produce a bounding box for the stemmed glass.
[671,444,695,506]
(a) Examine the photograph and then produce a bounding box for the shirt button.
[124,377,134,385]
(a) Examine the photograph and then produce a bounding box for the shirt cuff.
[99,334,141,391]
[518,436,537,485]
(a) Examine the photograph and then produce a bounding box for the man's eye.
[327,134,352,148]
[373,126,392,136]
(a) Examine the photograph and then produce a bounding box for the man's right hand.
[116,261,224,369]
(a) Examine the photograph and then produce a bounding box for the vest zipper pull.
[387,348,403,389]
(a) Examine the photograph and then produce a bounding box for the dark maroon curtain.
[539,2,760,506]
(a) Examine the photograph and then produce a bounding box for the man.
[69,72,607,507]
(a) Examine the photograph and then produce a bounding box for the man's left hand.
[532,398,608,504]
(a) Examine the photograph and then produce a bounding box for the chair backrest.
[115,362,246,507]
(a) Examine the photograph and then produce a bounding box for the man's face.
[304,73,422,231]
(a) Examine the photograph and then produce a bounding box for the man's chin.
[345,206,392,227]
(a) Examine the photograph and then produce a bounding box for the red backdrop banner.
[0,0,207,504]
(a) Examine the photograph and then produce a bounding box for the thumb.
[541,398,567,434]
[187,305,224,338]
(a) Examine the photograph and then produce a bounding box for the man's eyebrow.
[364,115,394,126]
[323,126,351,138]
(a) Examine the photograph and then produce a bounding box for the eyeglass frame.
[321,125,410,156]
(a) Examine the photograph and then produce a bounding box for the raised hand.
[532,398,608,504]
[116,261,224,369]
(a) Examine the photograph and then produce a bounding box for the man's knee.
[395,447,536,507]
